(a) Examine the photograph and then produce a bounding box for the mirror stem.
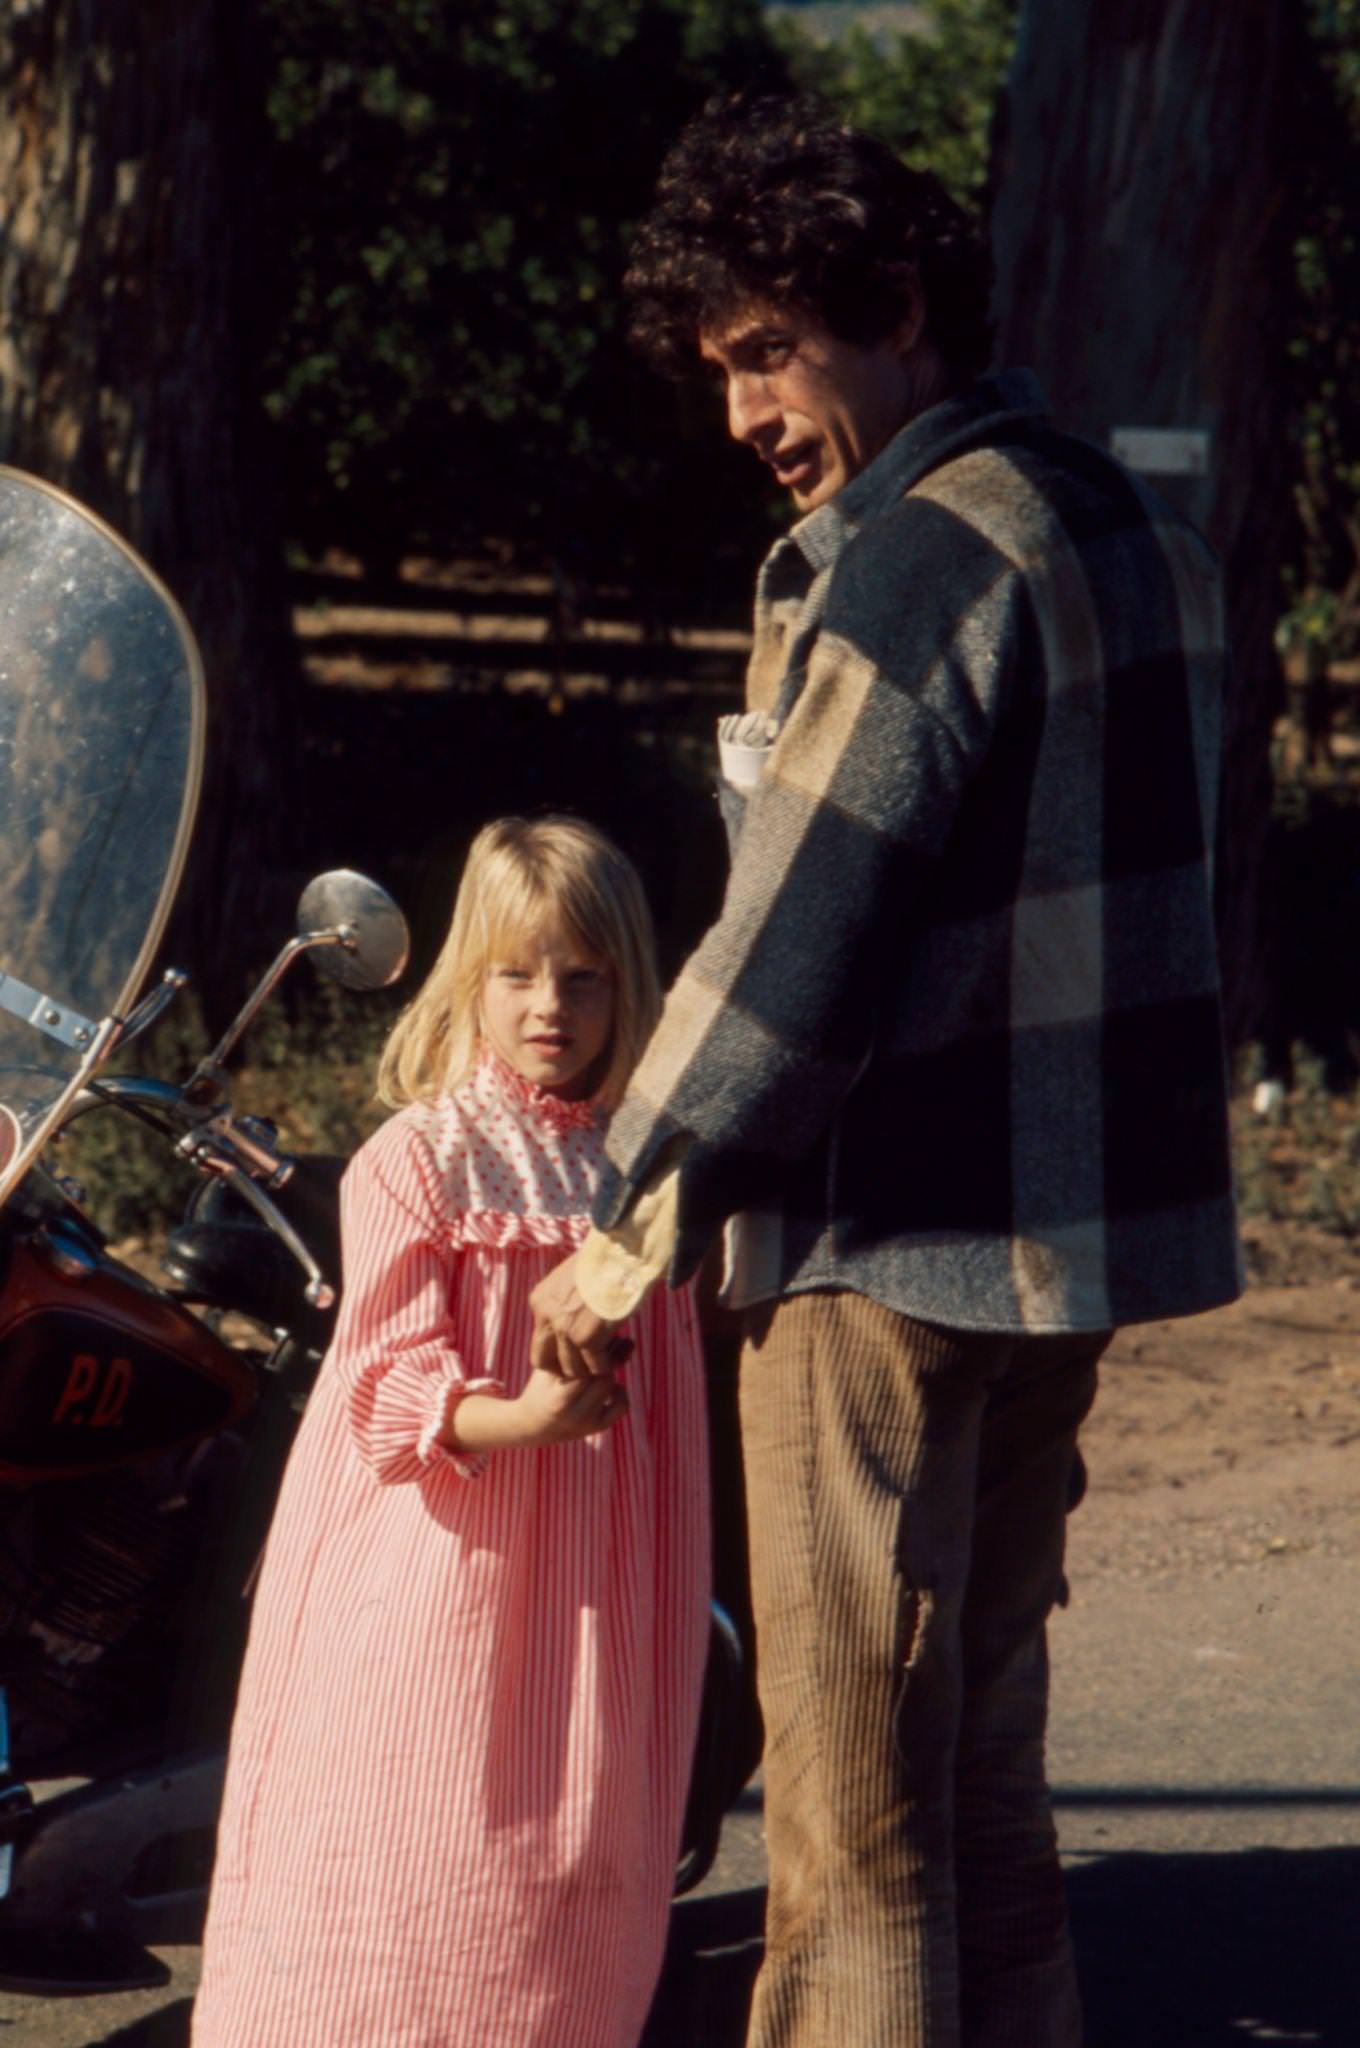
[188,926,358,1093]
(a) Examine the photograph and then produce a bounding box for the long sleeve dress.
[192,1050,710,2048]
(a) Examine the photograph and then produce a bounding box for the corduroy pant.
[739,1290,1106,2048]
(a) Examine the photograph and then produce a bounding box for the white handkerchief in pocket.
[717,710,776,792]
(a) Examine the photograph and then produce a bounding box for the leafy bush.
[261,0,789,599]
[1233,1048,1360,1240]
[255,0,1023,599]
[1284,2,1360,662]
[776,0,1015,204]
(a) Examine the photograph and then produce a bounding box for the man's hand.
[529,1253,626,1379]
[446,1370,628,1453]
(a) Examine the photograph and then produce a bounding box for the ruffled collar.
[476,1044,601,1133]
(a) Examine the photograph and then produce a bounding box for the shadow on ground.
[639,1846,1360,2048]
[94,1847,1358,2047]
[1067,1845,1360,2047]
[98,2005,193,2047]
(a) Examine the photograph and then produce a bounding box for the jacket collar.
[785,368,1048,574]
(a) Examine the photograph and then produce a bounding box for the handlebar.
[63,1075,198,1126]
[60,1077,337,1313]
[189,926,360,1092]
[194,1162,336,1312]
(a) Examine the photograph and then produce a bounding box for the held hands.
[514,1365,628,1444]
[528,1253,627,1381]
[446,1256,630,1455]
[446,1367,628,1454]
[444,1254,630,1456]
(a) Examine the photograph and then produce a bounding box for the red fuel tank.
[0,1235,257,1484]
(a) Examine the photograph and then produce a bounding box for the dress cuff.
[419,1373,505,1480]
[577,1162,681,1320]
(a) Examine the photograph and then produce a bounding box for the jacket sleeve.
[594,513,1023,1284]
[327,1128,504,1482]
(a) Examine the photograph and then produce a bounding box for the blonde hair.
[377,815,661,1112]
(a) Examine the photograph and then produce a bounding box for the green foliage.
[257,0,1026,591]
[1232,1049,1360,1239]
[776,0,1015,204]
[261,0,788,591]
[1282,2,1360,658]
[254,0,1358,688]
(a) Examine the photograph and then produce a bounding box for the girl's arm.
[448,1370,627,1453]
[329,1124,625,1481]
[328,1127,504,1482]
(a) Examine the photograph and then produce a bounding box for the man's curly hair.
[625,92,994,383]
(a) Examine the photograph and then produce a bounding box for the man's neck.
[896,342,958,436]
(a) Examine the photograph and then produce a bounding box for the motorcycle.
[0,470,747,1996]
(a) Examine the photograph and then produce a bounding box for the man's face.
[700,304,921,512]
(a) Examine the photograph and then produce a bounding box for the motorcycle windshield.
[0,470,203,1194]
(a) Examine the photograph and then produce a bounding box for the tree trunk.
[988,0,1304,1048]
[0,0,298,1010]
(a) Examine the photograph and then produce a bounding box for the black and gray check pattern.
[596,372,1241,1333]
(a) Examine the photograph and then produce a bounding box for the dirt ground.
[1075,1219,1360,1581]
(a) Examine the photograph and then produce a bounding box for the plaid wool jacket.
[595,371,1242,1333]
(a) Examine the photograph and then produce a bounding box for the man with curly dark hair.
[532,91,1239,2048]
[624,90,994,404]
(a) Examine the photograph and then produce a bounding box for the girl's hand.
[447,1369,627,1454]
[513,1365,629,1445]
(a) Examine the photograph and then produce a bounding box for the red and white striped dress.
[192,1051,709,2048]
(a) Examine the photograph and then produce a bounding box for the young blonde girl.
[193,817,709,2048]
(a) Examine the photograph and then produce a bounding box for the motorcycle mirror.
[189,873,410,1095]
[296,872,410,992]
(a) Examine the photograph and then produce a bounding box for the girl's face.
[480,919,614,1099]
